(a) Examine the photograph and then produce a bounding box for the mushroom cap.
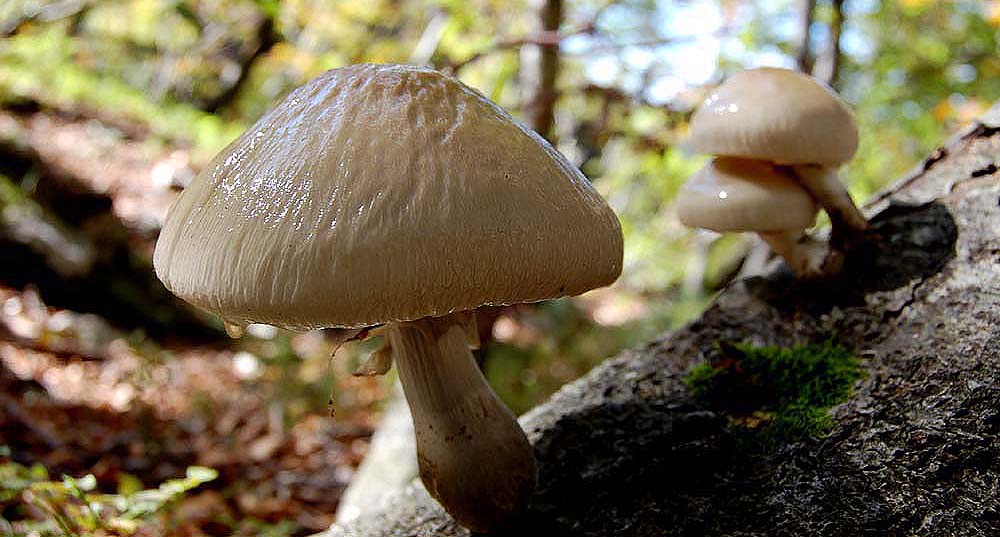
[677,157,818,233]
[153,64,623,330]
[689,67,858,167]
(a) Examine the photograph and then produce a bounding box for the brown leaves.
[0,284,379,534]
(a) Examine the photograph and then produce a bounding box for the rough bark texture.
[321,106,1000,536]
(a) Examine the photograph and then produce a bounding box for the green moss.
[686,340,862,447]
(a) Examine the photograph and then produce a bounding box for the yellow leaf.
[988,1,1000,27]
[931,99,953,122]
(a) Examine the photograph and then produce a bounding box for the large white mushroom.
[153,63,623,531]
[688,67,867,271]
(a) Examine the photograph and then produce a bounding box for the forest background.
[0,0,997,535]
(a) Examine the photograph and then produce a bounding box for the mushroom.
[677,157,829,276]
[153,64,623,531]
[688,67,867,262]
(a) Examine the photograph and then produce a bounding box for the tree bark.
[320,105,1000,536]
[522,0,563,142]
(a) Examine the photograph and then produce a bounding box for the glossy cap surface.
[677,157,818,232]
[154,64,623,329]
[689,67,858,166]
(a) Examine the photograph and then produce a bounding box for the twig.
[447,27,731,75]
[445,32,564,74]
[445,0,618,74]
[0,392,65,449]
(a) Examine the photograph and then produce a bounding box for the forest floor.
[0,109,387,536]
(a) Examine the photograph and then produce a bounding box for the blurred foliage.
[0,446,218,536]
[0,1,997,531]
[686,341,862,449]
[0,22,243,158]
[846,0,999,198]
[486,295,708,414]
[3,0,997,295]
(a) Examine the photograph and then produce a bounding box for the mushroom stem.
[386,312,536,532]
[788,164,868,244]
[757,230,834,277]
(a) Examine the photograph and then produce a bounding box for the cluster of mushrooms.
[153,64,866,531]
[678,67,868,277]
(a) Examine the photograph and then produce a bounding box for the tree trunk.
[320,105,1000,536]
[813,0,845,87]
[794,0,816,74]
[522,0,563,142]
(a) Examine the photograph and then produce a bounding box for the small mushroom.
[153,64,623,532]
[677,157,830,276]
[689,67,867,257]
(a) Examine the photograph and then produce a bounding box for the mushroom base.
[387,313,537,532]
[758,230,839,277]
[787,164,869,246]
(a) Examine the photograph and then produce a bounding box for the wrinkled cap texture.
[153,64,623,330]
[689,67,858,166]
[677,157,817,233]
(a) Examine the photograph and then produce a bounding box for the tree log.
[320,105,1000,536]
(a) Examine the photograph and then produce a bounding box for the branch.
[447,27,730,76]
[201,9,281,113]
[445,0,620,74]
[445,31,564,74]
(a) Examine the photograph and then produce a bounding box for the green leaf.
[184,466,218,484]
[116,473,144,497]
